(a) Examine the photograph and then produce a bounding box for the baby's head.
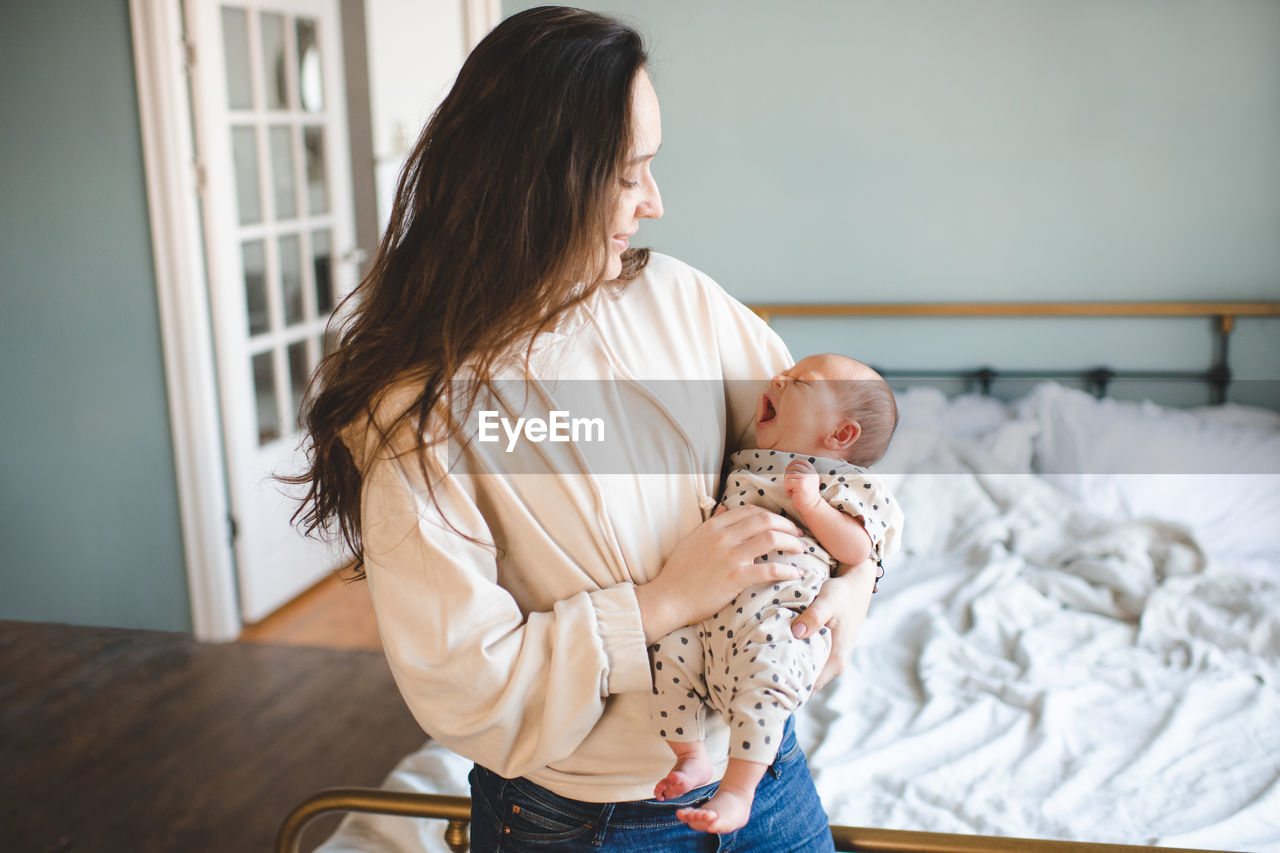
[753,353,897,466]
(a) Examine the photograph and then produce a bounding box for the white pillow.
[1017,383,1280,559]
[880,387,1038,480]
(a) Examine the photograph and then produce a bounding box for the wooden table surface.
[0,620,429,852]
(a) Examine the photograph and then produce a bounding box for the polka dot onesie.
[649,449,902,763]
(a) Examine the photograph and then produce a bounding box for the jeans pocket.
[774,739,803,766]
[502,779,596,843]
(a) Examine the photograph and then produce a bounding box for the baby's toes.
[676,806,717,832]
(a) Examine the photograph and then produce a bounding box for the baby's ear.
[828,418,861,451]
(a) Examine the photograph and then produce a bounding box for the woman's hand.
[789,558,877,690]
[635,505,807,644]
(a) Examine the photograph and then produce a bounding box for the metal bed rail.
[276,788,1233,853]
[747,300,1280,404]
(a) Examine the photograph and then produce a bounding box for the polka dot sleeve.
[820,462,904,590]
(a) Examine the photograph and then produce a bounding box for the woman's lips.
[611,235,629,251]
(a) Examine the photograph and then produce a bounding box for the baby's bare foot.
[676,787,754,834]
[653,754,714,801]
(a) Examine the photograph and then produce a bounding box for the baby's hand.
[784,458,821,514]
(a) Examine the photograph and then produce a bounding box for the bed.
[291,301,1280,853]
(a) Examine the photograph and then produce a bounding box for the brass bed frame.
[275,787,1230,852]
[278,301,1278,853]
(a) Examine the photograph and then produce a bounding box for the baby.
[648,353,903,833]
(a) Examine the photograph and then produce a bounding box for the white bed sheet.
[318,387,1280,852]
[804,436,1280,850]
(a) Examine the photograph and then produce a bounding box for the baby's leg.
[649,626,710,799]
[676,618,831,834]
[676,757,768,834]
[722,575,834,765]
[654,739,715,801]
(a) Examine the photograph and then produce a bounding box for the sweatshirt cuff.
[589,583,652,695]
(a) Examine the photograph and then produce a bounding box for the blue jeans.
[467,717,834,852]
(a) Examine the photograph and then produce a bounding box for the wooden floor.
[0,620,427,853]
[239,571,382,651]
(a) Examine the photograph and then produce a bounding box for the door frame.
[130,0,240,641]
[130,0,498,640]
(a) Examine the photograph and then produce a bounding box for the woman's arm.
[788,471,902,689]
[362,450,645,779]
[789,558,878,690]
[362,435,808,778]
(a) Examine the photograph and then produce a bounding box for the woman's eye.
[620,177,639,189]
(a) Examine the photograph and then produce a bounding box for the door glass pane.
[242,240,268,335]
[303,127,329,214]
[279,234,304,326]
[260,12,288,110]
[231,126,262,225]
[311,229,333,316]
[252,351,281,445]
[220,7,253,109]
[287,340,311,427]
[296,18,324,112]
[268,126,297,220]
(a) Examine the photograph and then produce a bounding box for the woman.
[294,7,876,850]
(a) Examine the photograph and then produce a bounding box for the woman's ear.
[827,419,861,452]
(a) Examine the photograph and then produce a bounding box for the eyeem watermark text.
[477,410,605,452]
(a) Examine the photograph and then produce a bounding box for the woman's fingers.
[734,528,805,568]
[715,504,803,540]
[792,563,877,690]
[790,577,842,640]
[797,579,849,691]
[741,558,804,588]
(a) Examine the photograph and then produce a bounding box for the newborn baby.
[648,353,903,834]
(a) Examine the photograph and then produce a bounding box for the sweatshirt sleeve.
[359,438,651,779]
[696,270,795,449]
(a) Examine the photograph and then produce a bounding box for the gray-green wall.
[0,0,191,631]
[507,0,1280,404]
[2,0,1277,632]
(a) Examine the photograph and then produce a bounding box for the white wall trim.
[130,0,241,641]
[462,0,501,50]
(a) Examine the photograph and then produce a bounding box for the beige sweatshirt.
[344,253,793,802]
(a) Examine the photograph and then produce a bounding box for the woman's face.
[605,69,664,281]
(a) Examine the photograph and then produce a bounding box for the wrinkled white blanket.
[318,434,1280,852]
[807,438,1280,851]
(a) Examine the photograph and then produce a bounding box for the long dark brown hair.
[287,6,651,578]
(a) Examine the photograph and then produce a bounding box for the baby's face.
[754,354,866,457]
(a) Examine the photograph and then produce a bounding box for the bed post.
[1209,314,1234,405]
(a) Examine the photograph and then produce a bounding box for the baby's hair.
[829,356,898,466]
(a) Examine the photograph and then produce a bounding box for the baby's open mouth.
[759,393,777,425]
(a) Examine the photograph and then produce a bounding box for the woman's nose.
[639,178,663,220]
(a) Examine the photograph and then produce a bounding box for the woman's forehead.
[629,69,662,155]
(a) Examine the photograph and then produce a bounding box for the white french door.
[186,0,356,622]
